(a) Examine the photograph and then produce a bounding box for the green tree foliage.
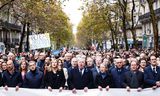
[0,0,74,51]
[77,0,137,50]
[76,1,110,49]
[76,0,124,50]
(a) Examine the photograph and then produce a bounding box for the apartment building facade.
[0,4,22,51]
[139,0,160,48]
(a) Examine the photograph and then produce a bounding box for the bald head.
[7,60,14,71]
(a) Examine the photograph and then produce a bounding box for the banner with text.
[0,87,159,96]
[29,33,51,50]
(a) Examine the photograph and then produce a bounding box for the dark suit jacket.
[67,67,77,76]
[95,72,113,88]
[144,65,160,88]
[110,67,128,88]
[3,70,22,87]
[44,70,66,89]
[91,67,99,86]
[123,71,144,88]
[67,68,94,89]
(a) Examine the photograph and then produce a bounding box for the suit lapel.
[149,65,156,79]
[82,68,86,77]
[75,68,82,77]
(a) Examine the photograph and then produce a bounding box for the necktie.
[79,69,83,76]
[153,67,157,77]
[153,67,157,74]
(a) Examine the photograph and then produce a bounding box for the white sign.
[29,33,51,50]
[0,87,160,96]
[106,41,111,49]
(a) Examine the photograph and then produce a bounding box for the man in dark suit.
[91,56,102,87]
[110,58,128,88]
[144,55,160,88]
[123,61,144,91]
[67,58,93,92]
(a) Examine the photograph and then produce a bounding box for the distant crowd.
[0,49,160,93]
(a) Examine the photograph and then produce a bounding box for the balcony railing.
[0,20,21,31]
[139,8,160,23]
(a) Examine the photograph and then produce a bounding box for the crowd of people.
[0,49,160,93]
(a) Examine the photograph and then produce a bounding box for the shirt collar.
[79,68,85,75]
[96,66,100,73]
[151,65,157,73]
[151,65,157,70]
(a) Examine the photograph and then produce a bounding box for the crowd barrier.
[0,87,159,96]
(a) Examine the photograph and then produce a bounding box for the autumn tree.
[117,0,129,50]
[77,2,110,49]
[77,0,125,50]
[146,0,159,52]
[1,0,74,52]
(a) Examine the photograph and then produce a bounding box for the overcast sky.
[62,0,83,34]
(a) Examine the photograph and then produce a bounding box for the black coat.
[95,72,113,88]
[144,65,160,88]
[110,67,128,88]
[2,70,22,87]
[67,68,94,89]
[91,67,99,87]
[44,70,66,89]
[23,69,43,88]
[123,71,144,88]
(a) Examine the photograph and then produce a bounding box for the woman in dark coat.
[44,59,66,91]
[95,63,113,89]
